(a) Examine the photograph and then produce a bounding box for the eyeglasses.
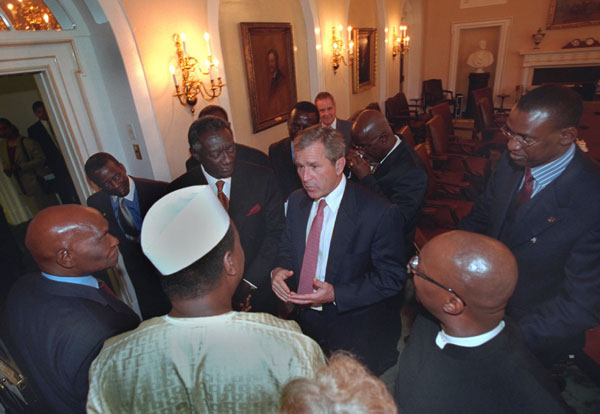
[353,133,385,150]
[407,255,467,306]
[500,124,538,147]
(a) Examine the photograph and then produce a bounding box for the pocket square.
[246,203,262,216]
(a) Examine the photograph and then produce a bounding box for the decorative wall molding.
[519,47,600,87]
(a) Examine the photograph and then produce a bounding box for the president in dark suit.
[268,101,320,199]
[271,125,406,375]
[315,91,352,149]
[168,116,284,314]
[2,205,140,414]
[27,101,79,204]
[85,153,171,319]
[347,110,428,256]
[459,85,600,365]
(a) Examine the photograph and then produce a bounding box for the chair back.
[365,102,382,112]
[429,102,454,135]
[413,143,437,199]
[422,79,444,107]
[426,115,450,155]
[471,87,493,131]
[398,125,416,148]
[385,93,410,118]
[478,97,495,130]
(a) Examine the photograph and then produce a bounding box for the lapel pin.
[547,217,556,223]
[530,237,537,243]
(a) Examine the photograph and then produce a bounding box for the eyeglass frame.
[407,255,467,306]
[352,132,386,151]
[500,124,539,147]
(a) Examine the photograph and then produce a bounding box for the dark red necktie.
[298,199,327,294]
[216,180,229,211]
[98,280,117,298]
[516,168,534,207]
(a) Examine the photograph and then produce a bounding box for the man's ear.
[335,156,346,175]
[56,248,75,269]
[222,250,239,278]
[442,295,465,316]
[559,126,577,146]
[190,147,202,161]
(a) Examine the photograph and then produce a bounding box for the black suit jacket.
[185,143,270,171]
[2,273,140,414]
[354,141,428,255]
[168,161,285,312]
[275,180,406,374]
[459,150,600,358]
[86,177,170,319]
[269,137,302,199]
[335,118,353,150]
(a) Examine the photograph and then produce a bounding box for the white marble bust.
[467,40,494,73]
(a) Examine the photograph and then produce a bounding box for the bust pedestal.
[466,72,490,118]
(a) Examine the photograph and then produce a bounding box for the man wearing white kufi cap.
[87,186,326,414]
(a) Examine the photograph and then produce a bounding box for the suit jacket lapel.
[229,163,244,218]
[490,166,522,238]
[325,183,356,285]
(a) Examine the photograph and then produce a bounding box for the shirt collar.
[41,272,99,289]
[530,143,575,185]
[435,320,505,349]
[323,118,337,129]
[201,165,232,187]
[380,135,402,165]
[316,174,346,214]
[110,176,135,202]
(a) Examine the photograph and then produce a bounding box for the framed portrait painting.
[547,0,600,29]
[353,28,377,94]
[240,22,297,132]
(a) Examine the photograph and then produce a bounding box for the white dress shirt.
[202,165,232,199]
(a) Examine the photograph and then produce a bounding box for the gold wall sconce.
[332,25,354,73]
[392,25,409,59]
[170,32,225,113]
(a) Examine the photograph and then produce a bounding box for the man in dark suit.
[2,205,140,414]
[459,85,600,365]
[315,91,352,149]
[85,152,171,319]
[168,116,284,314]
[271,125,406,375]
[268,101,320,199]
[185,104,269,171]
[27,101,79,204]
[347,110,428,256]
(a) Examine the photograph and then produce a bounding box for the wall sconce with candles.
[392,25,409,60]
[169,32,225,113]
[331,25,354,73]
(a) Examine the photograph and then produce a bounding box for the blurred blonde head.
[280,351,397,414]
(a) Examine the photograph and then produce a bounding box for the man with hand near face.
[271,125,405,375]
[168,116,284,314]
[348,110,427,256]
[85,152,171,319]
[3,205,140,414]
[269,101,320,199]
[314,91,352,149]
[459,85,600,366]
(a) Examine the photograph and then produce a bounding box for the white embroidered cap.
[141,185,229,275]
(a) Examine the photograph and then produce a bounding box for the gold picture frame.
[352,28,377,94]
[547,0,600,30]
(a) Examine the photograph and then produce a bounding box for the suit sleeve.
[334,204,406,313]
[19,138,46,172]
[244,172,285,287]
[518,225,600,352]
[359,168,428,225]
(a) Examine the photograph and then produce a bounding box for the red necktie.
[98,280,117,298]
[216,180,229,211]
[298,200,327,294]
[516,168,534,207]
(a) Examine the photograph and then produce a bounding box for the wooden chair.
[385,92,427,140]
[398,125,416,148]
[422,79,455,114]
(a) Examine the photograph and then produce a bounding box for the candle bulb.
[204,32,211,57]
[170,65,178,87]
[181,33,187,58]
[214,58,220,79]
[338,24,342,40]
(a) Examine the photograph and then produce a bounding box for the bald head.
[351,110,395,163]
[417,231,517,327]
[26,205,120,277]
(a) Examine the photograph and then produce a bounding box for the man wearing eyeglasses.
[271,125,405,376]
[459,84,600,367]
[395,231,568,413]
[347,110,428,256]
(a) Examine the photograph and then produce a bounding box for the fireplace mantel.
[519,47,600,88]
